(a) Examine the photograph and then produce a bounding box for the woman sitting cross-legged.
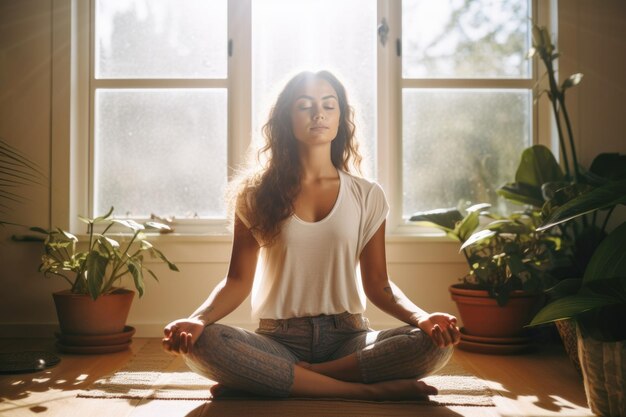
[162,70,460,400]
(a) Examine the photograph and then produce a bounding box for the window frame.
[51,0,556,237]
[379,0,555,235]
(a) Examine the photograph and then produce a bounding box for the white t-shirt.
[238,170,389,320]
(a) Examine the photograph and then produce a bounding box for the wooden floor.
[0,337,594,417]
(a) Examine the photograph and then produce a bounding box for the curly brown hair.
[234,70,362,245]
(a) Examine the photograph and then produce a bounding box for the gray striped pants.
[183,311,453,397]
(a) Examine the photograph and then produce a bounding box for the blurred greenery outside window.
[402,0,534,219]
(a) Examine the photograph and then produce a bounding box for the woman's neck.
[298,145,338,181]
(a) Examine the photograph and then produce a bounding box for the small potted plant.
[32,207,179,347]
[410,203,561,340]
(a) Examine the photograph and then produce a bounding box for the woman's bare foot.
[368,378,438,401]
[210,383,253,399]
[209,383,226,398]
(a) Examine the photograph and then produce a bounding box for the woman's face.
[290,77,340,148]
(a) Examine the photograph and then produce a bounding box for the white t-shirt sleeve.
[234,192,265,245]
[360,182,389,253]
[234,191,252,227]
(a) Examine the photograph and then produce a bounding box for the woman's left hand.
[416,313,461,348]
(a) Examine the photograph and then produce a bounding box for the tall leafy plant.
[496,24,626,341]
[498,24,626,280]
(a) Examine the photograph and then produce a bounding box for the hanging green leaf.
[583,223,626,283]
[588,153,626,181]
[85,251,108,300]
[460,229,495,251]
[150,247,179,271]
[409,208,463,234]
[540,179,626,230]
[529,294,620,326]
[127,261,144,297]
[112,218,145,231]
[498,145,565,207]
[145,221,172,231]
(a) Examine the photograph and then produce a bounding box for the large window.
[252,0,377,177]
[401,0,533,218]
[93,0,228,219]
[84,0,540,234]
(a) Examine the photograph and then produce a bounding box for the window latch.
[378,18,389,47]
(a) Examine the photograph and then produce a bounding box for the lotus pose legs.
[163,71,459,399]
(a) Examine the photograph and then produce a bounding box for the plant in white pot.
[32,206,178,351]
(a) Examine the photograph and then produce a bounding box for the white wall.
[1,1,625,337]
[558,1,626,228]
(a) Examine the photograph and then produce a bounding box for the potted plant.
[527,183,626,416]
[410,203,559,340]
[496,23,626,414]
[31,206,179,344]
[498,22,625,378]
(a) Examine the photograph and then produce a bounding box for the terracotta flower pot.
[53,289,135,335]
[449,284,541,338]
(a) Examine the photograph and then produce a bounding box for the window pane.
[252,0,377,177]
[95,0,227,79]
[402,89,531,217]
[402,0,531,78]
[94,89,227,218]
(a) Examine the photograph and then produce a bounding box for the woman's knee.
[406,329,454,377]
[418,336,453,375]
[185,324,232,370]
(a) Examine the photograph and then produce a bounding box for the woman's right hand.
[162,318,206,355]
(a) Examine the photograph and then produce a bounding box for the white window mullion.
[535,0,558,150]
[378,0,403,234]
[398,0,537,230]
[228,0,252,179]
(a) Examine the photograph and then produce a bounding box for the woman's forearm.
[367,280,428,327]
[188,277,251,325]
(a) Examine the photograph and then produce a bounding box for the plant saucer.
[56,341,131,354]
[55,326,135,347]
[459,327,532,345]
[458,339,533,355]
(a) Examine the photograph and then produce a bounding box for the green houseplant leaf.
[582,223,626,283]
[498,145,565,207]
[539,179,626,230]
[34,207,178,299]
[529,293,621,326]
[588,153,626,181]
[84,251,108,300]
[409,208,463,238]
[128,260,144,297]
[529,223,626,327]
